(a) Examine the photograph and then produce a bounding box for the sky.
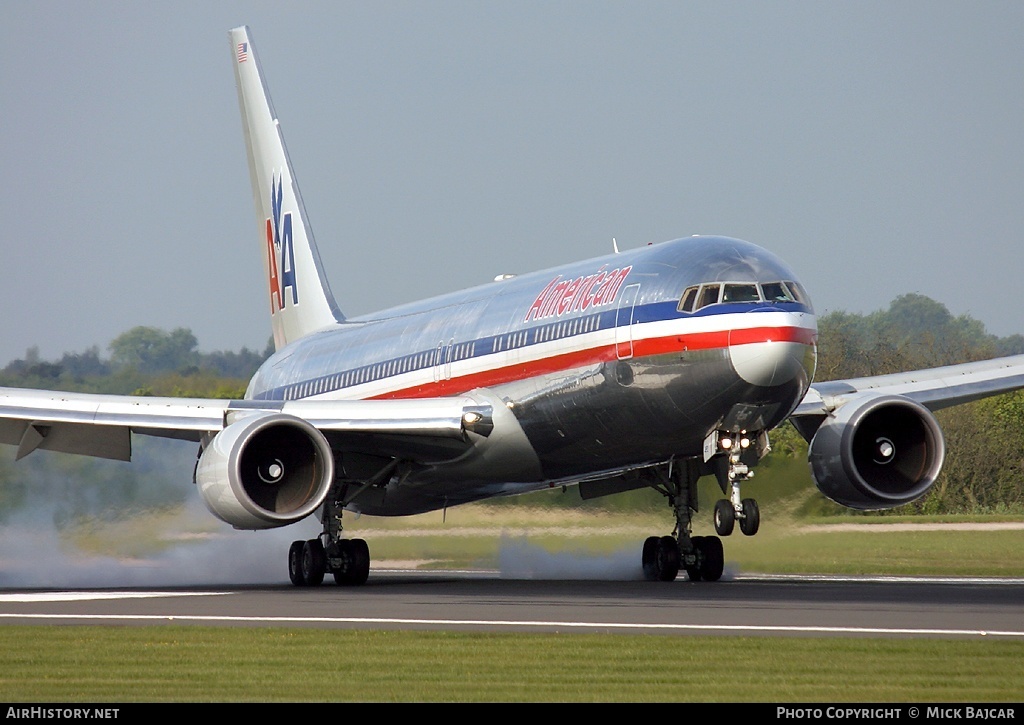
[2,1,1023,365]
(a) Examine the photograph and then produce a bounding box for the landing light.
[464,411,482,425]
[720,436,733,450]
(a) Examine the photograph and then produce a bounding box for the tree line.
[0,327,274,399]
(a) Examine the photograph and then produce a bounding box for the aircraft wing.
[0,386,490,463]
[792,353,1024,419]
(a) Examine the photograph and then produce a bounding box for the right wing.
[0,384,504,529]
[0,386,492,462]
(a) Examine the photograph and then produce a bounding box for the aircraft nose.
[728,318,817,387]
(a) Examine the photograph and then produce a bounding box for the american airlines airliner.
[2,26,1024,586]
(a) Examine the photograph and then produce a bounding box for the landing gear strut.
[641,459,725,582]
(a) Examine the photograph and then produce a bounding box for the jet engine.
[807,394,945,510]
[195,413,334,529]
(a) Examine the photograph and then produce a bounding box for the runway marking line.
[0,612,1021,638]
[0,592,229,603]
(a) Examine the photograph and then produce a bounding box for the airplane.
[3,25,1024,587]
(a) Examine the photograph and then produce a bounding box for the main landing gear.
[288,536,370,586]
[641,459,725,582]
[288,482,371,587]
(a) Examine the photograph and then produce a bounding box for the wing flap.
[0,419,132,461]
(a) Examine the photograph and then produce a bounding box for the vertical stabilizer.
[230,26,344,350]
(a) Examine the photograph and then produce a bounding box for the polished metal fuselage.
[246,236,817,514]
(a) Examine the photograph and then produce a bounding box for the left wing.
[793,353,1024,419]
[788,353,1024,511]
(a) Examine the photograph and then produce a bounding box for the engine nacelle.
[807,394,945,510]
[195,413,334,529]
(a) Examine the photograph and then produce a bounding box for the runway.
[2,572,1023,638]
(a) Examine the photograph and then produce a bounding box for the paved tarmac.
[2,571,1023,638]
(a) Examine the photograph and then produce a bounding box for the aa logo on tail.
[266,175,298,313]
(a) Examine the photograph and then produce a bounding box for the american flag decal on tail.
[237,42,248,63]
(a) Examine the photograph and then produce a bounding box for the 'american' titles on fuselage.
[524,264,633,322]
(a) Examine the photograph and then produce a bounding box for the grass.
[719,526,1024,576]
[1,627,1022,702]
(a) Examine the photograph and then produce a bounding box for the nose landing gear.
[713,493,760,537]
[712,431,763,537]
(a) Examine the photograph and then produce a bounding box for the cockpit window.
[697,284,721,309]
[678,279,810,313]
[677,286,698,313]
[723,283,759,303]
[761,282,794,302]
[783,281,810,306]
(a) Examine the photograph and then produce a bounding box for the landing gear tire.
[332,539,371,586]
[642,536,679,581]
[698,535,724,582]
[686,536,724,582]
[740,498,760,536]
[300,538,326,586]
[642,536,659,581]
[288,540,305,586]
[686,536,704,582]
[656,535,680,582]
[714,499,735,536]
